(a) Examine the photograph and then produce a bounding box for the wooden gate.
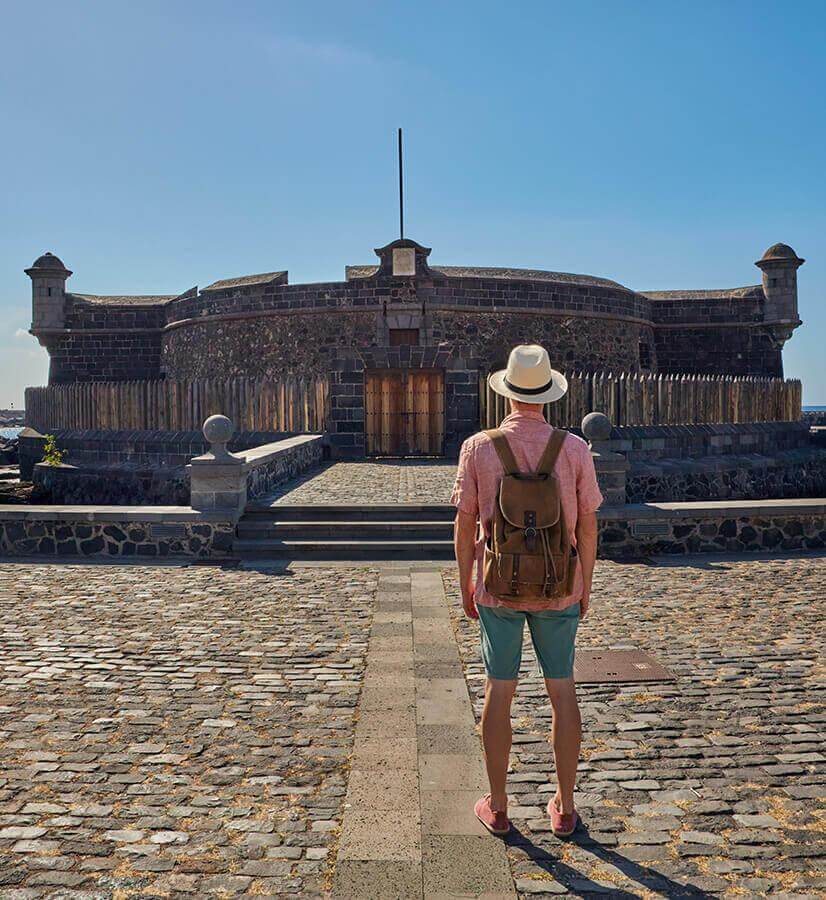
[364,369,445,456]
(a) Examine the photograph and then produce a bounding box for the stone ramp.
[332,568,516,898]
[258,459,458,506]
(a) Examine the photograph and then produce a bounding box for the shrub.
[42,433,65,467]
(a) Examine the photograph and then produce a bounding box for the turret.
[755,243,804,330]
[25,252,72,331]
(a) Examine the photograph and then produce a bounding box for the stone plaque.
[631,520,671,537]
[392,247,416,276]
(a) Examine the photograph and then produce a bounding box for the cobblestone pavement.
[265,461,457,505]
[445,555,826,898]
[0,561,377,897]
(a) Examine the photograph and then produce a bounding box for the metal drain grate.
[574,650,674,684]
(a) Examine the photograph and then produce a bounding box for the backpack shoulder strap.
[536,428,567,476]
[483,429,520,476]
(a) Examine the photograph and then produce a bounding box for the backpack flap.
[497,474,561,530]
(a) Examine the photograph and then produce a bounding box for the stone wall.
[245,435,324,500]
[602,422,812,462]
[627,449,826,503]
[162,312,378,379]
[429,311,653,373]
[0,511,235,558]
[599,506,826,559]
[646,288,783,377]
[32,463,190,506]
[45,298,167,383]
[22,430,319,506]
[22,429,290,470]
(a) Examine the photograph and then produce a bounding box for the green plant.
[42,433,65,467]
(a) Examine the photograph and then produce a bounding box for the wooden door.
[365,369,445,456]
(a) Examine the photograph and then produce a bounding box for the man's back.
[451,407,603,611]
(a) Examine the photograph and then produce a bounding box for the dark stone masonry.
[0,518,235,558]
[24,239,805,458]
[19,429,320,506]
[598,510,826,557]
[626,449,826,503]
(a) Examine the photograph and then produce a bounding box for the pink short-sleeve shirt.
[450,409,604,611]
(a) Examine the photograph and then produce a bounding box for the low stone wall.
[23,430,322,506]
[627,448,826,503]
[244,435,325,500]
[190,434,324,513]
[600,421,811,462]
[0,508,235,558]
[599,499,826,557]
[32,463,190,506]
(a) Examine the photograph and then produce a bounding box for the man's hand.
[462,580,478,619]
[579,586,590,620]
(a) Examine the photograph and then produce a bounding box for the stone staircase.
[233,503,456,560]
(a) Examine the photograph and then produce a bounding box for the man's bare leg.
[544,676,581,815]
[481,677,518,812]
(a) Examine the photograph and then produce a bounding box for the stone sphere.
[581,411,612,442]
[203,414,234,445]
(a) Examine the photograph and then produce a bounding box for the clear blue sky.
[1,0,824,407]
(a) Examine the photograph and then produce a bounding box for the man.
[451,343,603,838]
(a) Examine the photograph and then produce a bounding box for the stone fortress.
[26,237,805,458]
[1,234,823,562]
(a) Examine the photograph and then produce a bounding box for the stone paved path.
[264,461,457,505]
[0,561,377,896]
[446,555,826,898]
[333,569,514,898]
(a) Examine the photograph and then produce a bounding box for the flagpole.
[398,127,404,240]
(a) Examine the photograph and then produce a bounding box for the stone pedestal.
[582,412,629,506]
[189,415,246,514]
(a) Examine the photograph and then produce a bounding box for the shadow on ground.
[506,824,714,898]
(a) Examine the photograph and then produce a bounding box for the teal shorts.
[477,602,580,680]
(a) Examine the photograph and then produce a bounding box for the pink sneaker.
[474,794,511,836]
[547,796,578,837]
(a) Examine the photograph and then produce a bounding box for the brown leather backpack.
[482,428,577,603]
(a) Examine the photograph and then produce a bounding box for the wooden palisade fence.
[25,377,330,435]
[480,372,802,429]
[25,371,802,436]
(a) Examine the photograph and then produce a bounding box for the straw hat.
[488,344,568,405]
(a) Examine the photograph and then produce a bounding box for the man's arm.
[454,510,479,619]
[575,511,598,619]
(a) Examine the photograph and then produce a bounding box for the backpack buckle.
[524,512,537,553]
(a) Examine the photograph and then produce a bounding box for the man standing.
[451,344,603,838]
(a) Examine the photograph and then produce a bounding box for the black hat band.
[503,376,554,396]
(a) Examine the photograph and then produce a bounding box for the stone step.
[243,503,455,522]
[236,520,454,539]
[233,537,455,561]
